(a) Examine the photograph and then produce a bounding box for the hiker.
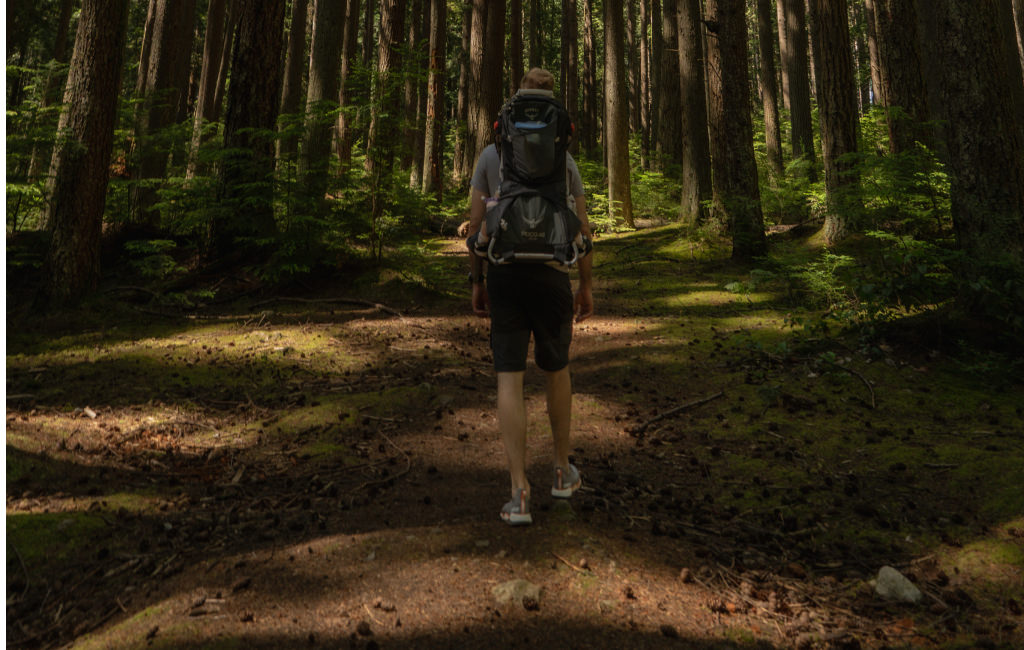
[466,67,594,525]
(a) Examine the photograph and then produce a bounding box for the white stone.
[492,579,541,606]
[874,566,923,603]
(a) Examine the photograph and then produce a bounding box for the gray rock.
[874,566,923,603]
[492,579,541,606]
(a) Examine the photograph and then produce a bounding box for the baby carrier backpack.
[471,89,591,266]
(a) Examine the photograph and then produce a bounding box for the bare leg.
[497,371,529,494]
[545,366,572,468]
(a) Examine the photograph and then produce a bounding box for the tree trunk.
[529,0,542,68]
[510,0,524,93]
[302,0,345,204]
[851,0,871,113]
[627,0,640,133]
[676,0,711,224]
[863,0,885,107]
[563,0,580,156]
[757,0,784,179]
[657,0,682,168]
[211,0,238,125]
[28,0,76,183]
[336,0,362,167]
[187,0,230,179]
[421,0,446,199]
[276,0,308,161]
[706,0,766,259]
[639,0,652,168]
[605,0,634,228]
[405,0,428,183]
[365,0,406,259]
[780,0,815,177]
[361,0,375,65]
[582,0,599,156]
[872,0,929,153]
[809,0,859,245]
[1015,0,1024,81]
[43,0,130,305]
[997,0,1024,123]
[129,0,197,227]
[933,0,1024,262]
[452,1,472,186]
[479,0,505,156]
[217,0,285,253]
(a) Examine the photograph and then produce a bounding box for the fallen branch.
[630,391,724,436]
[248,296,405,321]
[822,360,876,409]
[552,552,589,573]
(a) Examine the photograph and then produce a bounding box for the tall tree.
[210,0,238,126]
[706,0,766,259]
[676,0,712,224]
[421,0,447,198]
[216,0,286,252]
[1015,0,1024,78]
[809,0,859,245]
[187,0,231,178]
[405,0,429,185]
[850,0,871,112]
[129,0,197,226]
[42,0,130,304]
[872,0,929,153]
[479,0,506,152]
[581,0,599,156]
[863,0,885,107]
[933,0,1024,269]
[757,0,784,178]
[365,0,406,257]
[627,0,640,133]
[336,0,362,166]
[779,0,815,177]
[562,0,580,155]
[657,0,682,168]
[639,0,653,168]
[276,0,308,160]
[529,0,542,67]
[302,0,345,205]
[997,0,1024,122]
[509,0,524,94]
[452,1,472,185]
[605,0,634,227]
[27,0,76,183]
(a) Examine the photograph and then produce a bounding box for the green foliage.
[124,239,184,280]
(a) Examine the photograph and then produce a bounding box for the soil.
[6,230,1024,649]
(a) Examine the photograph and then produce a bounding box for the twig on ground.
[552,552,589,573]
[822,360,876,409]
[248,296,405,321]
[631,391,724,436]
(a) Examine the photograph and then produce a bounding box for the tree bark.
[639,0,652,168]
[529,0,542,67]
[705,0,766,259]
[582,0,599,156]
[627,0,640,133]
[302,0,345,204]
[28,0,76,183]
[933,0,1024,261]
[479,0,506,156]
[336,0,362,166]
[757,0,784,178]
[872,0,929,153]
[997,0,1024,123]
[780,0,815,177]
[129,0,197,227]
[809,0,859,245]
[361,0,375,65]
[276,0,308,161]
[1015,0,1024,81]
[850,0,871,113]
[405,0,428,184]
[421,0,447,199]
[657,0,682,168]
[43,0,130,305]
[676,0,711,224]
[452,1,472,186]
[775,0,790,111]
[605,0,634,227]
[562,0,580,156]
[187,0,230,179]
[211,0,238,125]
[863,0,885,107]
[509,0,523,93]
[217,0,285,253]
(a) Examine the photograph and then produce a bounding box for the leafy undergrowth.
[6,225,1024,649]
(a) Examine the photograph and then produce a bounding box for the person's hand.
[574,285,593,323]
[472,282,490,317]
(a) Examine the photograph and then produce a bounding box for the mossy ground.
[7,225,1023,649]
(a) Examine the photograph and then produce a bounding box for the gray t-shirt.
[470,144,585,200]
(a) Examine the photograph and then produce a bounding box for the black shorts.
[488,265,573,372]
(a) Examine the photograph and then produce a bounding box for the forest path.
[7,228,1024,649]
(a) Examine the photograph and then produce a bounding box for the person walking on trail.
[466,67,594,526]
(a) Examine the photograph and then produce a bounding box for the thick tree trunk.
[809,0,859,246]
[480,0,505,157]
[129,0,197,227]
[933,0,1024,261]
[217,0,285,252]
[336,0,362,167]
[361,0,375,65]
[776,0,790,111]
[187,0,230,179]
[605,0,634,227]
[676,0,711,224]
[780,0,815,177]
[872,0,929,153]
[276,0,308,161]
[211,0,238,125]
[627,0,640,134]
[562,0,580,156]
[757,0,784,179]
[43,0,130,305]
[302,0,345,205]
[466,0,487,176]
[421,0,447,199]
[657,0,682,168]
[706,0,766,260]
[529,0,542,68]
[582,0,599,156]
[639,0,652,168]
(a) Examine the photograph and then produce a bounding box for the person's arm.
[468,187,489,317]
[573,194,594,322]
